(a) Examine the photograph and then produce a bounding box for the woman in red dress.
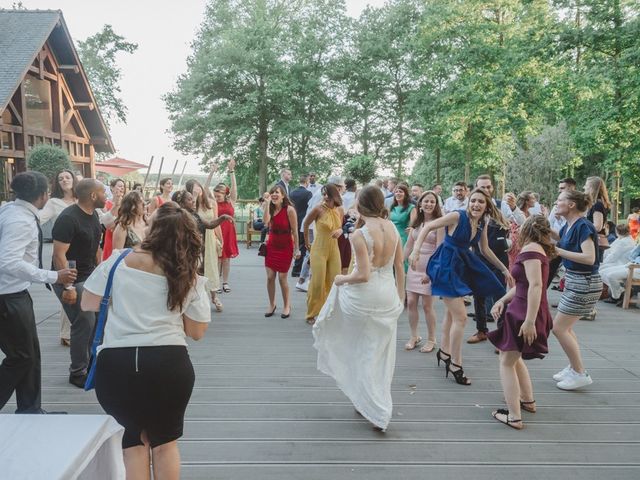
[101,178,126,260]
[262,186,300,318]
[213,160,239,293]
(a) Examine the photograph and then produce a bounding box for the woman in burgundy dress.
[213,160,239,293]
[488,215,555,430]
[263,186,300,318]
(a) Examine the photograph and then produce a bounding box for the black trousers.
[292,232,306,276]
[473,269,506,334]
[0,290,41,413]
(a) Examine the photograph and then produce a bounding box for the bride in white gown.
[313,185,406,431]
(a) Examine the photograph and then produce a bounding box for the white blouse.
[83,250,211,352]
[39,197,74,225]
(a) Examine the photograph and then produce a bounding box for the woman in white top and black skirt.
[81,203,211,480]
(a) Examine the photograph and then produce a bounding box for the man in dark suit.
[275,168,293,197]
[289,174,312,277]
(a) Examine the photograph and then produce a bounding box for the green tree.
[77,25,138,127]
[166,0,349,197]
[553,0,640,218]
[344,154,377,185]
[27,145,72,182]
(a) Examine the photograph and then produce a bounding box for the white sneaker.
[556,369,593,390]
[296,279,309,292]
[552,365,572,382]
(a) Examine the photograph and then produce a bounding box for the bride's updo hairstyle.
[356,185,388,228]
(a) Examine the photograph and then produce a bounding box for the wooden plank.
[3,244,640,479]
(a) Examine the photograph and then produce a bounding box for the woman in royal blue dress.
[409,188,514,385]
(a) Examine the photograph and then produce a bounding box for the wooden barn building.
[0,9,114,199]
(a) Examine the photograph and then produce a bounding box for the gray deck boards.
[2,244,640,479]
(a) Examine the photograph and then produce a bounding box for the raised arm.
[228,159,237,203]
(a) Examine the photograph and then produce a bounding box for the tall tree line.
[165,0,640,216]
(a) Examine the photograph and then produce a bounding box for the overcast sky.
[6,0,387,174]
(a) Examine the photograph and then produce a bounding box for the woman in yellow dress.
[303,184,344,324]
[186,179,224,312]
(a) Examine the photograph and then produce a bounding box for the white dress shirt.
[342,191,356,212]
[301,189,325,233]
[443,196,468,214]
[547,205,566,232]
[0,199,58,294]
[306,182,322,195]
[603,236,636,265]
[500,201,526,225]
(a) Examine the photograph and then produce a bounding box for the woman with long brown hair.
[303,183,344,325]
[409,188,514,386]
[113,191,147,250]
[313,185,405,431]
[148,177,173,214]
[40,169,77,346]
[186,179,224,311]
[81,203,211,480]
[403,191,444,352]
[488,215,555,429]
[262,185,300,318]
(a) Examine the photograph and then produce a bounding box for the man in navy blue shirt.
[289,174,312,277]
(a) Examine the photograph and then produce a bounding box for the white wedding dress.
[313,224,404,430]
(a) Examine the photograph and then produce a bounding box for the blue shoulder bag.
[84,248,132,391]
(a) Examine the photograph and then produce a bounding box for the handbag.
[84,248,132,391]
[258,242,267,257]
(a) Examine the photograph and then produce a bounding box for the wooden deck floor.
[2,244,640,479]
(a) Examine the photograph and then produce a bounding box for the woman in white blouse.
[81,203,211,480]
[40,169,76,346]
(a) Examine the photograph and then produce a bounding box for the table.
[0,414,125,479]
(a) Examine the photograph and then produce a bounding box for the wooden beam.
[39,50,45,80]
[62,109,75,128]
[7,101,22,126]
[58,65,80,74]
[73,102,94,111]
[142,156,154,199]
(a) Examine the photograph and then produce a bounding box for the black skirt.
[95,345,195,449]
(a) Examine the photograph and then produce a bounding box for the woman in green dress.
[389,184,415,271]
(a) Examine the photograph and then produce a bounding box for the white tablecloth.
[0,414,125,480]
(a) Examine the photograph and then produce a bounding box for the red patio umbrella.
[95,157,148,176]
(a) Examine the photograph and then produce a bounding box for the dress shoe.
[467,331,488,344]
[69,374,87,389]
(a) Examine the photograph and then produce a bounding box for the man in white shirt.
[384,178,400,209]
[342,179,357,212]
[547,178,577,288]
[443,181,468,213]
[306,172,322,195]
[0,172,77,413]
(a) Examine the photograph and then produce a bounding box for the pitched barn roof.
[0,9,114,152]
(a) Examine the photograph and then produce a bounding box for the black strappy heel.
[436,349,451,368]
[492,409,523,430]
[520,400,536,413]
[446,361,471,385]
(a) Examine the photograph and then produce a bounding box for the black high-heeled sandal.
[520,400,536,413]
[436,348,451,368]
[446,361,471,385]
